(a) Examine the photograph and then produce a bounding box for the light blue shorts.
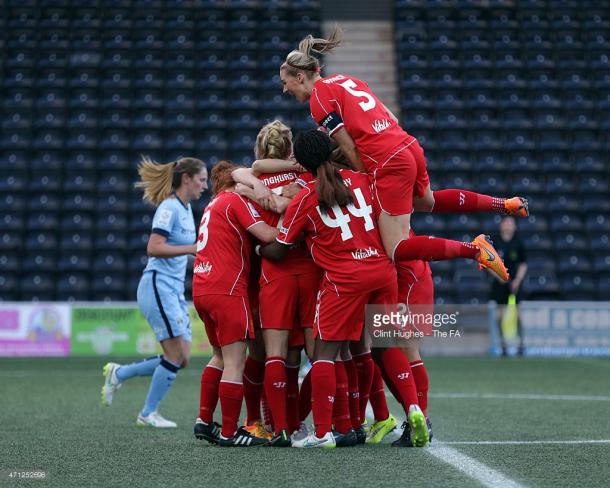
[137,271,192,343]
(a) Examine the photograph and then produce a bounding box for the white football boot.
[101,362,122,406]
[136,411,177,428]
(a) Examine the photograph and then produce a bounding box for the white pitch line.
[426,443,527,488]
[442,440,610,446]
[389,415,526,488]
[429,392,610,402]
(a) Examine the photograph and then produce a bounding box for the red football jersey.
[256,170,318,284]
[309,74,415,172]
[193,191,263,297]
[277,168,395,293]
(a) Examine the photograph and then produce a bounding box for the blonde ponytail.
[282,24,344,78]
[135,156,205,207]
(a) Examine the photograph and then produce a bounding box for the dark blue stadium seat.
[523,271,561,299]
[56,273,90,301]
[586,214,610,232]
[557,252,593,274]
[597,274,610,300]
[0,251,20,273]
[561,275,596,300]
[92,273,128,300]
[93,252,126,273]
[0,271,20,300]
[60,231,93,251]
[20,273,55,300]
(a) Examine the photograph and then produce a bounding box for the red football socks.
[393,236,478,262]
[286,363,301,432]
[354,352,375,423]
[369,363,390,421]
[311,360,336,438]
[344,358,361,429]
[299,369,312,422]
[410,360,429,415]
[199,364,223,423]
[264,357,288,432]
[243,356,265,423]
[432,189,505,213]
[219,380,243,438]
[377,348,419,409]
[332,360,352,434]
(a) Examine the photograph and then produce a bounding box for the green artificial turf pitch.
[1,357,609,487]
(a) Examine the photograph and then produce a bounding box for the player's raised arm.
[252,158,306,174]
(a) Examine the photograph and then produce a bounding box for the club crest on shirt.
[157,209,172,227]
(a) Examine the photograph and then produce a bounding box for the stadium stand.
[0,0,320,301]
[1,0,608,302]
[397,0,610,301]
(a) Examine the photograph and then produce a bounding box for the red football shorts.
[259,271,321,348]
[259,272,321,329]
[371,138,430,216]
[194,294,254,348]
[397,264,434,307]
[314,281,398,342]
[397,264,434,336]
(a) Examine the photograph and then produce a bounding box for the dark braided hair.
[293,129,353,214]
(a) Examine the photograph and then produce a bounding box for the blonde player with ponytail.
[101,157,207,428]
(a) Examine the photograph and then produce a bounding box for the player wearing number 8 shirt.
[192,161,279,447]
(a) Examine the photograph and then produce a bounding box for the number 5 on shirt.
[338,79,376,112]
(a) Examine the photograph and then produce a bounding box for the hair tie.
[287,61,321,73]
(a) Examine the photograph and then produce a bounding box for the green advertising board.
[71,305,212,356]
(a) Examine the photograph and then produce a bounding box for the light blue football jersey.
[143,194,196,280]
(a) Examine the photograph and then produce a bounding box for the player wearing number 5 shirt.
[279,26,516,283]
[192,160,279,447]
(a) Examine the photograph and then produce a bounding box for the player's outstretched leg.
[393,234,509,282]
[101,355,162,406]
[430,189,529,217]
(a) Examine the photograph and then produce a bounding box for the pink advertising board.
[0,303,71,357]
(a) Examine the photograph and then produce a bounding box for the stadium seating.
[399,0,610,301]
[0,0,320,301]
[1,1,608,302]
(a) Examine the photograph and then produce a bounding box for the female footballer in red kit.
[232,120,323,445]
[192,161,279,447]
[278,25,523,282]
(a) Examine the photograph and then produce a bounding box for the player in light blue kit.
[101,156,208,428]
